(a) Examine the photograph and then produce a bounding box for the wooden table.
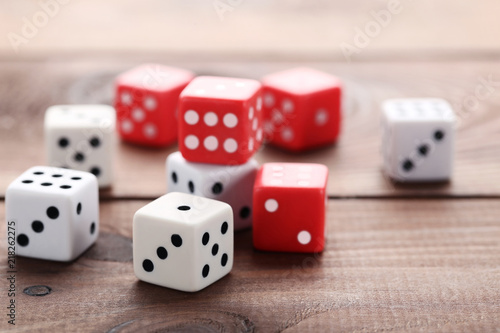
[1,0,500,326]
[0,57,499,332]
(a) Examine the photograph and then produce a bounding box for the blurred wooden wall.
[1,0,499,60]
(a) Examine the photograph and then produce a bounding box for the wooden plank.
[1,0,500,60]
[1,198,499,331]
[1,59,499,198]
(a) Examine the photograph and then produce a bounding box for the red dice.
[178,76,263,165]
[261,67,342,151]
[114,64,194,147]
[253,163,328,253]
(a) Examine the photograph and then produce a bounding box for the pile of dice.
[5,64,455,292]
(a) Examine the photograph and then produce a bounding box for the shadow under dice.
[133,192,233,292]
[44,104,116,188]
[166,151,258,231]
[381,98,456,182]
[6,166,99,261]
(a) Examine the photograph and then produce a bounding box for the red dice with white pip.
[114,64,194,147]
[178,76,263,165]
[253,162,328,253]
[261,67,342,151]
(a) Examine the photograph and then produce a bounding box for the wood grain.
[1,199,499,332]
[1,55,499,332]
[1,59,499,198]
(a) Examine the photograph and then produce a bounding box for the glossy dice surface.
[166,151,258,231]
[115,64,194,147]
[6,166,99,261]
[133,192,233,292]
[178,76,263,165]
[381,98,456,182]
[261,67,342,151]
[44,104,115,188]
[253,163,328,253]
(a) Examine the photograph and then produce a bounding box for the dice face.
[178,76,263,165]
[115,64,194,147]
[44,105,115,188]
[253,163,328,253]
[5,166,99,262]
[133,192,233,292]
[382,99,456,182]
[261,67,342,151]
[166,151,258,231]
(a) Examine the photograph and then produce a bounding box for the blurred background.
[1,0,499,60]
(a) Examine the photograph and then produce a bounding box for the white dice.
[381,98,456,182]
[133,192,233,292]
[44,105,116,188]
[6,166,99,261]
[166,151,258,231]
